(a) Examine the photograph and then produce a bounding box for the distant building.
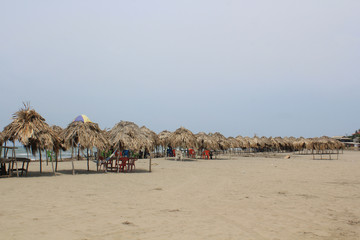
[332,136,352,143]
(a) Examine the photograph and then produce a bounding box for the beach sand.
[1,151,360,240]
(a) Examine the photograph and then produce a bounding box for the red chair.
[117,157,128,172]
[189,149,196,158]
[127,158,136,172]
[115,150,122,158]
[202,150,210,159]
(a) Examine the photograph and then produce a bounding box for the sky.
[1,0,359,138]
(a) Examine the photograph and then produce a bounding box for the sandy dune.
[1,151,359,240]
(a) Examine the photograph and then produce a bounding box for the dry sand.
[1,151,360,240]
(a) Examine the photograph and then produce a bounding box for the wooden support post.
[39,150,42,173]
[87,148,89,171]
[71,159,75,175]
[13,142,19,177]
[50,151,55,176]
[149,156,152,172]
[55,152,58,172]
[71,139,75,175]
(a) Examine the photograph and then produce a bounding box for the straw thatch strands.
[62,121,108,151]
[169,127,197,149]
[62,116,109,171]
[227,137,241,149]
[195,132,218,151]
[209,132,230,150]
[2,104,62,173]
[236,136,251,150]
[0,131,4,146]
[109,121,152,152]
[158,130,172,148]
[140,126,160,152]
[50,125,65,170]
[51,125,63,136]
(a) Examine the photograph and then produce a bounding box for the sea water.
[1,146,86,161]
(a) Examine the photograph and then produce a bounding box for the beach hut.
[2,104,62,174]
[62,115,109,172]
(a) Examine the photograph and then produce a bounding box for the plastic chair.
[127,158,136,172]
[117,157,128,172]
[188,149,196,158]
[202,150,210,159]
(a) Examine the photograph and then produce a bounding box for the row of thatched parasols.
[1,106,345,173]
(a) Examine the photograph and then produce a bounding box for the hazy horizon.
[1,1,359,138]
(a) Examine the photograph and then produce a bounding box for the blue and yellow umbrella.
[73,114,92,123]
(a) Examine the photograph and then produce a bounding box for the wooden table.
[0,157,30,177]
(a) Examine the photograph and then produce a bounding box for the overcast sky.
[1,0,359,137]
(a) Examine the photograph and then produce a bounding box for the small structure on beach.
[169,127,197,150]
[108,121,152,153]
[62,115,109,172]
[2,104,63,174]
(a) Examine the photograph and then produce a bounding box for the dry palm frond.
[158,130,172,148]
[236,135,250,149]
[0,131,5,146]
[195,132,218,150]
[62,121,109,150]
[140,126,160,150]
[3,104,62,154]
[209,132,230,150]
[227,136,241,148]
[169,127,197,149]
[108,121,151,151]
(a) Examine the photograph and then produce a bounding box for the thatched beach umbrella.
[50,125,65,170]
[227,137,241,149]
[109,121,151,152]
[62,115,109,172]
[169,127,197,149]
[2,104,62,174]
[140,126,160,152]
[158,130,172,148]
[209,132,230,150]
[236,135,251,150]
[195,132,218,151]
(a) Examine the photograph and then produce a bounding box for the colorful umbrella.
[73,115,92,123]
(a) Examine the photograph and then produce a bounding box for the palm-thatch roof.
[195,132,218,150]
[227,136,240,149]
[62,120,109,150]
[236,135,250,149]
[140,126,160,151]
[108,121,152,151]
[209,132,230,150]
[169,127,197,149]
[158,130,172,148]
[0,131,4,146]
[2,105,62,154]
[51,125,63,135]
